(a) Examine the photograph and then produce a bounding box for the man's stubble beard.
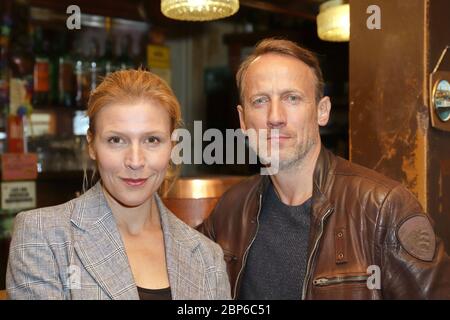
[276,132,319,172]
[248,128,320,173]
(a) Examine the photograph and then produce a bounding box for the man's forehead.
[248,53,312,71]
[244,54,315,84]
[244,56,314,88]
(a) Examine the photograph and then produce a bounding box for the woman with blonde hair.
[6,69,231,300]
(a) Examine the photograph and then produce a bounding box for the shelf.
[30,0,146,22]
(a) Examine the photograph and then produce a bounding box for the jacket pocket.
[313,274,369,287]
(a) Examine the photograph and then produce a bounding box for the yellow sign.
[147,45,171,69]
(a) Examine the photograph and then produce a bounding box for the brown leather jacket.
[200,146,450,299]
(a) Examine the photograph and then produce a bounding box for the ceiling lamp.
[317,0,350,42]
[161,0,239,21]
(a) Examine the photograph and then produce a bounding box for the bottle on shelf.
[58,34,74,108]
[9,0,33,113]
[87,38,102,96]
[9,0,33,79]
[32,26,50,108]
[8,0,33,155]
[6,106,26,153]
[102,17,117,76]
[0,10,12,139]
[74,43,88,109]
[118,34,134,70]
[48,32,59,106]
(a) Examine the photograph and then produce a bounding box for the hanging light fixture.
[317,0,350,42]
[161,0,239,21]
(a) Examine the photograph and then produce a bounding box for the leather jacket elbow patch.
[396,215,436,262]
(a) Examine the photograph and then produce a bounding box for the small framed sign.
[1,153,38,181]
[1,181,36,211]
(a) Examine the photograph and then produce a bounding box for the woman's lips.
[121,178,148,187]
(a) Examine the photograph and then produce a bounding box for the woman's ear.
[86,131,96,161]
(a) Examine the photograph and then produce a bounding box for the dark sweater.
[239,182,311,300]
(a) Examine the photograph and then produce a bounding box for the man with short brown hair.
[200,38,450,300]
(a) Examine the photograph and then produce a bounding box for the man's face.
[237,53,331,171]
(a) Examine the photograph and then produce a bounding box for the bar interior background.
[0,0,449,290]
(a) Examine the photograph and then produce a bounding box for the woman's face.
[88,100,172,208]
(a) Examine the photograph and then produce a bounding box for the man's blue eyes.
[253,97,268,105]
[252,95,301,105]
[287,95,300,102]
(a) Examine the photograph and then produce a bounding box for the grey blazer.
[6,182,231,300]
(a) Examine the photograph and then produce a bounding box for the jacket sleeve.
[379,185,450,299]
[6,211,65,300]
[212,243,232,300]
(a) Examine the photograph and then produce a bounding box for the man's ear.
[317,96,331,127]
[237,105,247,132]
[86,132,96,161]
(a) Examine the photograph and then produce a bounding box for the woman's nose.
[124,144,145,170]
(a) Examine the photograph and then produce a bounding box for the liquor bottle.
[87,38,102,94]
[58,34,74,107]
[7,106,27,153]
[9,0,33,77]
[0,11,12,138]
[8,0,33,97]
[102,17,116,76]
[48,32,59,106]
[74,45,88,109]
[118,34,134,70]
[32,26,50,107]
[8,0,33,143]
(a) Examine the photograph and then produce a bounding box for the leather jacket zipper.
[232,193,263,299]
[302,207,334,300]
[313,275,369,287]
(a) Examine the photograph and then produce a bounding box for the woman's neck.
[102,186,161,236]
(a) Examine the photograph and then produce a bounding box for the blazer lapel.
[155,195,211,299]
[71,182,138,300]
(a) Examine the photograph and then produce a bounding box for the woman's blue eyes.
[108,136,124,144]
[107,136,160,145]
[147,136,160,144]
